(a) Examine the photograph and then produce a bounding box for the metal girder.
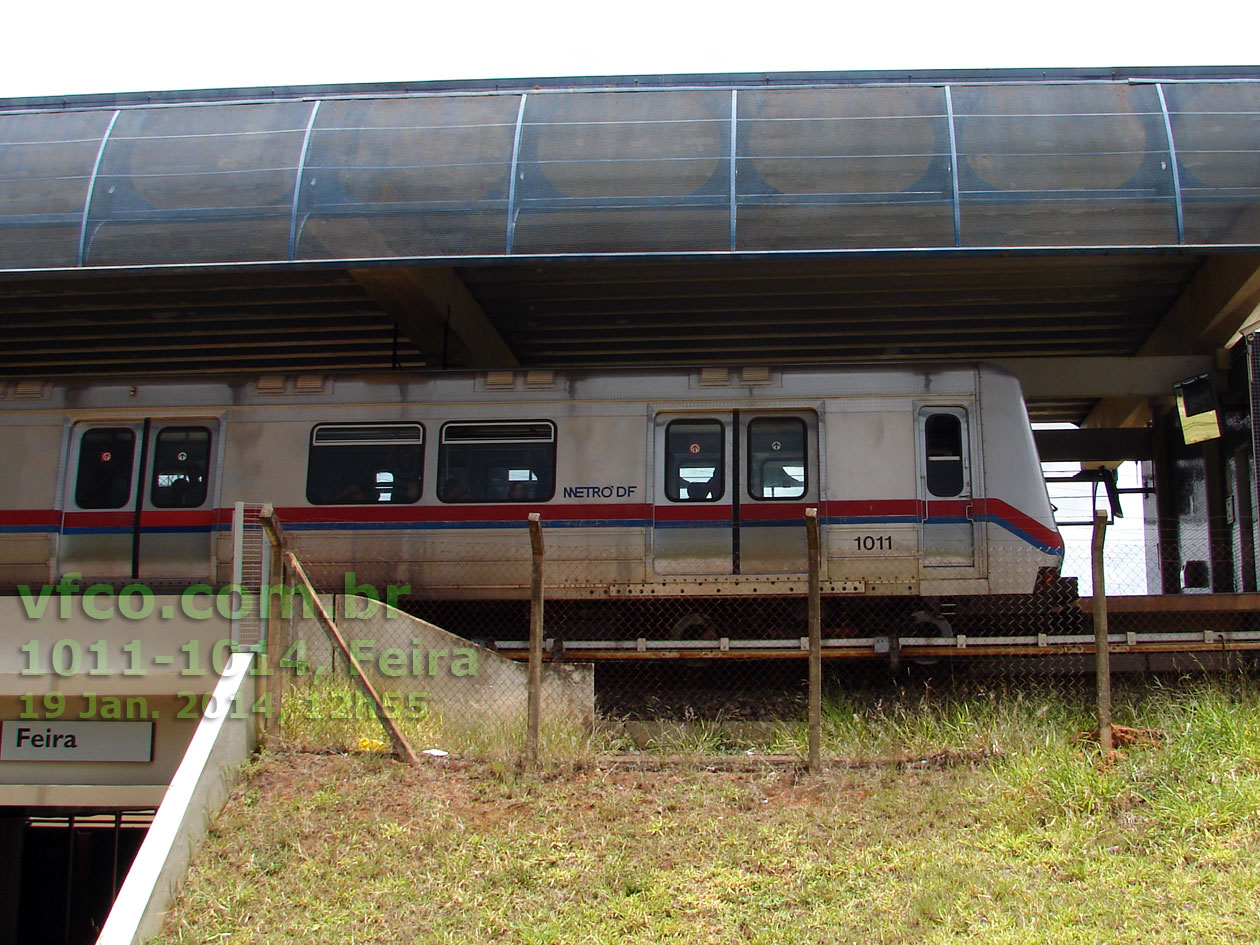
[1034,428,1153,462]
[1084,255,1260,428]
[991,356,1213,399]
[1140,255,1260,354]
[350,267,518,369]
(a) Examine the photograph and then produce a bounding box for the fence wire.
[266,515,1260,765]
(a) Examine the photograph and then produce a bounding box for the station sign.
[0,720,154,762]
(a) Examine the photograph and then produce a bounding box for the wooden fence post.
[286,553,420,765]
[258,504,286,741]
[1092,510,1113,753]
[806,508,822,774]
[527,513,545,772]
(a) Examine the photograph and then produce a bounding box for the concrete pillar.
[1151,408,1183,593]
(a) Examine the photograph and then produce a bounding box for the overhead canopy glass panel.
[296,94,520,259]
[0,110,113,268]
[512,90,730,254]
[1164,84,1260,244]
[83,102,312,265]
[737,86,954,250]
[3,77,1260,271]
[953,84,1179,246]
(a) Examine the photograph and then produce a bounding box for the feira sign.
[0,720,154,762]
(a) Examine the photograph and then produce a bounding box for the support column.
[1233,444,1257,592]
[1249,335,1260,593]
[1151,408,1183,594]
[1203,439,1235,592]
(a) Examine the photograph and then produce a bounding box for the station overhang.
[2,67,1260,424]
[3,69,1260,271]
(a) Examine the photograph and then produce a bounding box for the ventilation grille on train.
[312,424,424,446]
[442,422,555,443]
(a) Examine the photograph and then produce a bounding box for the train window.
[747,417,806,500]
[151,427,212,508]
[75,428,137,509]
[306,424,424,505]
[438,421,556,503]
[665,419,724,502]
[924,412,965,497]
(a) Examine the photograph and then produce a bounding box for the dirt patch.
[1074,724,1166,748]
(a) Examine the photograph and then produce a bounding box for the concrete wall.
[97,652,258,945]
[0,593,236,807]
[288,595,594,733]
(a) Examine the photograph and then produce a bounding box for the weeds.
[154,675,1260,944]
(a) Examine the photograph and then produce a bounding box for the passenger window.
[747,417,806,500]
[665,419,724,502]
[924,412,965,498]
[438,422,555,503]
[151,427,212,508]
[75,428,136,509]
[306,424,424,505]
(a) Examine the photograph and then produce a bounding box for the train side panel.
[976,370,1064,593]
[0,414,63,588]
[822,400,921,592]
[0,366,1061,606]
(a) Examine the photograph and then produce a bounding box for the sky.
[2,0,1258,99]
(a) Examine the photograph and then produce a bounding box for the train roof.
[0,363,1023,412]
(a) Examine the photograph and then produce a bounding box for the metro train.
[0,363,1065,637]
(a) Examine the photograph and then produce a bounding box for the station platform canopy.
[3,67,1260,269]
[2,67,1260,424]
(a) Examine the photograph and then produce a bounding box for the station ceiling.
[2,68,1259,425]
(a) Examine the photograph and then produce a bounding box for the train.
[0,363,1065,638]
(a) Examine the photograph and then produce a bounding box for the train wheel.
[669,611,720,641]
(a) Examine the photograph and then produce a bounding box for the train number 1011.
[853,535,893,551]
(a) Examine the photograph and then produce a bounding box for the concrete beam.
[1140,255,1260,355]
[991,355,1212,399]
[1034,428,1153,463]
[1084,255,1260,428]
[352,267,518,369]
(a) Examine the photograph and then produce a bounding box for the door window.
[665,419,724,502]
[747,417,807,499]
[74,428,136,509]
[923,412,966,498]
[151,427,212,508]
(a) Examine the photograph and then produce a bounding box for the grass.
[155,676,1260,944]
[280,677,607,760]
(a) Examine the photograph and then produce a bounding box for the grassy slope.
[156,681,1260,944]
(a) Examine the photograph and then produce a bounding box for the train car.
[0,364,1063,636]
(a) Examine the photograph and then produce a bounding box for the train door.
[59,420,220,582]
[916,406,983,574]
[653,415,733,574]
[652,410,819,575]
[739,412,818,574]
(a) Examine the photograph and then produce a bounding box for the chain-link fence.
[255,507,1260,767]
